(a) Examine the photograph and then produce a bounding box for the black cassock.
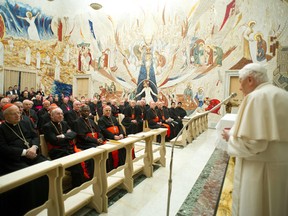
[98,115,127,171]
[74,117,114,172]
[157,107,178,140]
[43,120,90,187]
[0,120,48,216]
[122,106,142,134]
[64,110,81,130]
[146,108,162,129]
[73,117,104,149]
[169,107,183,135]
[175,107,187,119]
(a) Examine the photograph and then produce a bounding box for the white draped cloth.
[228,82,288,216]
[216,113,237,151]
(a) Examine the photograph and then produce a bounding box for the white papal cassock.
[228,82,288,216]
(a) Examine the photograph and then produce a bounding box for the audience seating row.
[0,128,167,216]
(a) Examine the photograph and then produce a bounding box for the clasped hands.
[114,134,124,140]
[56,129,72,139]
[26,145,38,159]
[97,138,104,144]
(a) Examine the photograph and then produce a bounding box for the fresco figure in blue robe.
[136,46,158,102]
[255,34,267,62]
[195,87,205,107]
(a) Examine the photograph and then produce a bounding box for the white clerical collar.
[5,121,18,126]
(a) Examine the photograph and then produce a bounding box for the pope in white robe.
[222,63,288,216]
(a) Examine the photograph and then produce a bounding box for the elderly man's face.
[73,102,81,111]
[43,101,50,109]
[14,102,24,113]
[130,100,136,108]
[1,98,10,107]
[103,106,111,117]
[239,76,255,96]
[23,101,33,110]
[4,105,21,124]
[51,108,64,122]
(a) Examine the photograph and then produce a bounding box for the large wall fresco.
[0,0,287,111]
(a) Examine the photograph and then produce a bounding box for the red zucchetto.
[2,103,14,111]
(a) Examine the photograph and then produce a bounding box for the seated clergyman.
[0,103,48,215]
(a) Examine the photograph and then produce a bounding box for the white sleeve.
[227,136,269,158]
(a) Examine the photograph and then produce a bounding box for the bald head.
[103,105,111,117]
[73,100,81,111]
[50,107,64,122]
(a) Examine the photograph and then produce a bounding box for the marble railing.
[0,128,167,215]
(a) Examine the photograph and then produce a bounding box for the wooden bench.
[0,160,61,216]
[52,148,105,215]
[40,134,73,192]
[97,136,139,212]
[2,130,167,215]
[128,128,167,177]
[117,113,127,135]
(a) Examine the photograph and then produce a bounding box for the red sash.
[46,140,90,179]
[69,140,90,179]
[162,123,171,138]
[107,126,136,161]
[107,126,119,135]
[153,116,160,123]
[106,126,120,168]
[161,114,171,137]
[86,132,98,139]
[47,142,61,151]
[131,114,135,120]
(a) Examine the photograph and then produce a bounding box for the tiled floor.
[74,128,219,216]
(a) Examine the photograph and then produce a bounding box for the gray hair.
[238,63,268,84]
[50,107,63,116]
